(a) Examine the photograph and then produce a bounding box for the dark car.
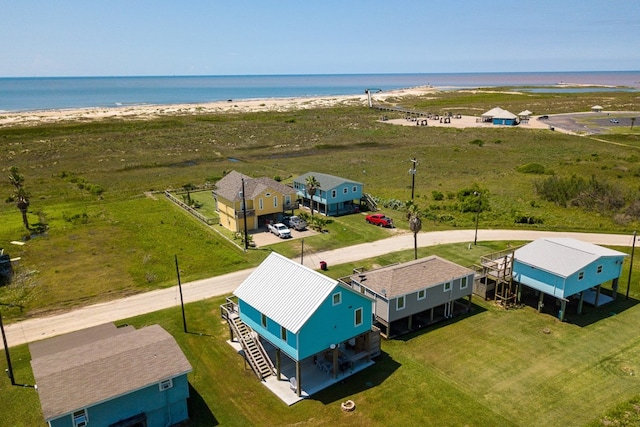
[538,115,549,120]
[365,213,394,227]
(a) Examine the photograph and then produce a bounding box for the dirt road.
[3,229,636,349]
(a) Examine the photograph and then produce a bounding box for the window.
[343,187,348,194]
[281,326,287,341]
[353,186,357,193]
[73,409,88,427]
[332,292,342,306]
[443,282,452,292]
[597,265,603,274]
[259,198,263,210]
[578,271,585,280]
[354,307,363,327]
[417,289,426,300]
[261,313,267,327]
[159,378,173,391]
[273,196,278,208]
[397,296,406,310]
[285,195,291,205]
[331,189,337,198]
[460,276,468,289]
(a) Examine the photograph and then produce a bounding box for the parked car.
[268,223,291,239]
[365,213,394,227]
[610,119,619,124]
[538,115,549,120]
[286,215,307,231]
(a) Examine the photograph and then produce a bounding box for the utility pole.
[409,158,417,201]
[627,231,636,299]
[474,191,481,245]
[0,311,15,386]
[241,178,249,250]
[175,255,187,333]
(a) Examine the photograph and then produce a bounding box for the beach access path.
[2,229,637,349]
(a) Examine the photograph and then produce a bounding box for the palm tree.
[305,175,321,216]
[407,202,422,260]
[9,166,30,230]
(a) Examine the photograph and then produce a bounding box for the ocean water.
[0,71,638,112]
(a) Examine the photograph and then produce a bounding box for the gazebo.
[591,105,603,112]
[518,110,532,123]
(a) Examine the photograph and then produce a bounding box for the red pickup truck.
[365,213,394,227]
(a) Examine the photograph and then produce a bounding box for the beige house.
[213,170,297,232]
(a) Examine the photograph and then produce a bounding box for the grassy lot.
[1,89,640,424]
[3,240,640,426]
[0,89,639,320]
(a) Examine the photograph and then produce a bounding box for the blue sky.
[2,1,639,77]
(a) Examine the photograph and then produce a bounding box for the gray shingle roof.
[294,172,363,191]
[30,324,192,421]
[350,255,474,298]
[214,170,296,202]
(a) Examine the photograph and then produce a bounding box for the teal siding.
[49,374,190,427]
[238,300,299,359]
[514,256,624,298]
[238,285,372,361]
[297,286,372,360]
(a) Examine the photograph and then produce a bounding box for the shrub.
[517,163,546,174]
[432,191,444,201]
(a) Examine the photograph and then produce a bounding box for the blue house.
[232,252,378,398]
[292,172,363,216]
[513,238,627,320]
[30,323,192,427]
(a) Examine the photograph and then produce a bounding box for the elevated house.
[221,252,380,400]
[341,256,475,338]
[292,172,364,216]
[212,170,298,233]
[513,237,627,321]
[30,323,192,427]
[481,107,519,126]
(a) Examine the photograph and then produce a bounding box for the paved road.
[3,229,637,349]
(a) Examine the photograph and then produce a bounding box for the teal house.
[292,172,363,216]
[513,238,627,320]
[233,252,378,397]
[30,323,192,427]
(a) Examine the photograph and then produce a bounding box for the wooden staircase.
[363,193,378,212]
[229,314,275,380]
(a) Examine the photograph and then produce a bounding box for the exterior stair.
[229,314,275,380]
[363,193,378,212]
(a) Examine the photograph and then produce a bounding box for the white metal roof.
[514,237,626,278]
[481,107,517,119]
[234,252,339,333]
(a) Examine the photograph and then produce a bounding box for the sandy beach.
[0,85,438,128]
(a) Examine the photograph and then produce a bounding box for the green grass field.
[1,88,640,425]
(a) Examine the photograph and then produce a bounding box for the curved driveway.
[3,229,637,349]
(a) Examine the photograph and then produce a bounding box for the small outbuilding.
[342,255,475,338]
[30,323,192,427]
[591,105,604,112]
[513,238,627,320]
[518,110,532,124]
[481,107,519,126]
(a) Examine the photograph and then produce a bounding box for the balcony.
[235,209,256,219]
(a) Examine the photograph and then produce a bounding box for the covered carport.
[512,238,627,321]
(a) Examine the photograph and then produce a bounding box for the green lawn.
[4,271,640,426]
[2,89,640,425]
